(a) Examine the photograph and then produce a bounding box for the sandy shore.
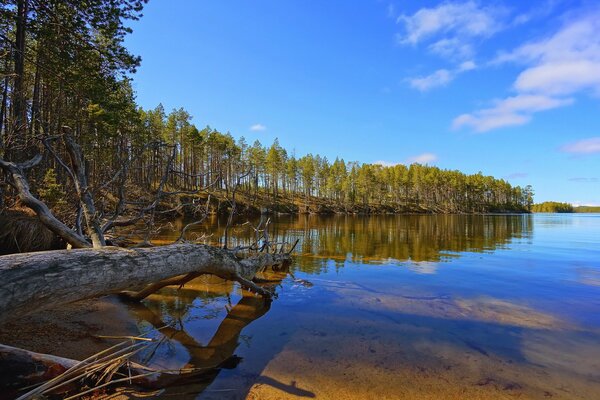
[0,296,139,361]
[1,291,599,400]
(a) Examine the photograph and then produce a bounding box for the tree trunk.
[0,244,290,323]
[0,51,10,149]
[10,0,28,155]
[63,133,106,247]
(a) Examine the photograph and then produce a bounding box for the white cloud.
[572,201,600,207]
[515,61,600,96]
[374,153,438,166]
[397,1,502,45]
[397,1,505,63]
[428,38,474,60]
[406,152,438,164]
[561,137,600,154]
[374,160,399,167]
[453,112,530,132]
[498,94,574,112]
[408,60,477,92]
[408,69,452,91]
[510,0,563,27]
[398,2,498,90]
[458,60,477,72]
[456,11,600,132]
[453,94,573,132]
[508,13,600,96]
[250,123,266,132]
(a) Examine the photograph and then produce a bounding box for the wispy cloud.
[387,3,396,19]
[457,60,477,72]
[428,38,474,60]
[408,69,453,91]
[374,152,438,166]
[453,94,573,132]
[374,160,399,167]
[572,201,600,207]
[250,123,266,132]
[406,152,438,164]
[502,13,600,97]
[511,0,564,27]
[396,1,506,60]
[561,137,600,154]
[408,61,477,92]
[455,9,600,132]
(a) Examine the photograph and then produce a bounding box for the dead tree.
[0,134,295,324]
[0,154,91,248]
[0,244,290,323]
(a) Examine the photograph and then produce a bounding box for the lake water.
[125,214,600,399]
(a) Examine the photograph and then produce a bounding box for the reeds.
[16,338,155,400]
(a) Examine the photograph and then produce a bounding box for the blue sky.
[125,0,600,205]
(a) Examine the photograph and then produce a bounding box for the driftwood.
[0,343,80,398]
[0,294,274,398]
[0,342,159,398]
[0,243,290,323]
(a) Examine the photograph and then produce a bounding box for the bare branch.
[0,155,90,248]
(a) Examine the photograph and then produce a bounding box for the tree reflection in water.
[124,214,533,398]
[158,214,533,271]
[124,263,306,398]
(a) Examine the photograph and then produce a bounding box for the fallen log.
[0,243,290,323]
[0,342,158,399]
[0,343,79,398]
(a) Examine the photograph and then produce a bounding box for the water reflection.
[128,272,293,398]
[159,214,533,272]
[114,214,600,400]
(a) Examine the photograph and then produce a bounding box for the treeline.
[0,0,533,215]
[531,202,574,213]
[134,106,533,213]
[574,206,600,213]
[187,214,533,271]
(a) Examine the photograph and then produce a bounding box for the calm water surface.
[125,214,600,399]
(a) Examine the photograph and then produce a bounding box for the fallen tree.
[0,244,290,323]
[0,134,293,322]
[0,287,278,398]
[0,128,296,396]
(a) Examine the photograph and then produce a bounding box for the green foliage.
[0,0,533,216]
[573,206,600,213]
[531,202,574,213]
[38,168,65,207]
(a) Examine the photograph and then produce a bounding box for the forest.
[574,205,600,213]
[3,1,593,399]
[531,202,574,213]
[0,0,533,223]
[532,202,600,213]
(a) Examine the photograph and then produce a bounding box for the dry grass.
[0,211,65,255]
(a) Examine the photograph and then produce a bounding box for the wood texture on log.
[0,244,289,323]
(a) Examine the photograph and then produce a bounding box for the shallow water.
[124,214,600,399]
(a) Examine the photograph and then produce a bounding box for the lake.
[125,214,600,399]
